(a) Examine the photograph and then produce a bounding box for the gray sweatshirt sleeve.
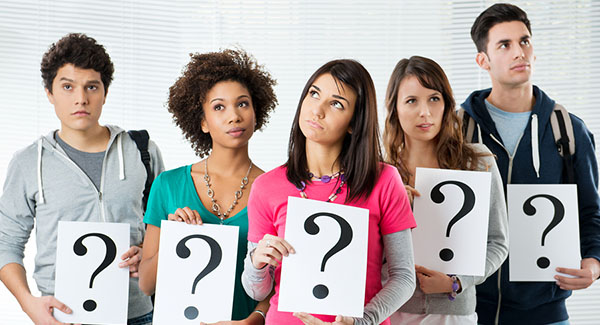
[457,150,509,291]
[241,241,275,301]
[0,153,35,271]
[355,229,416,325]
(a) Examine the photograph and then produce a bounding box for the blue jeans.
[128,310,153,325]
[547,321,569,325]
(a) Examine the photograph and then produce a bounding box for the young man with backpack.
[0,33,164,324]
[460,3,600,325]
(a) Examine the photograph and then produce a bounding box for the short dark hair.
[41,33,114,94]
[471,3,531,53]
[285,59,382,202]
[168,49,278,158]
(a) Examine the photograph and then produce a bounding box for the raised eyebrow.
[332,94,349,105]
[310,85,321,92]
[520,35,531,42]
[209,97,224,104]
[237,95,250,100]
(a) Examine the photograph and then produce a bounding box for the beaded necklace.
[296,173,346,202]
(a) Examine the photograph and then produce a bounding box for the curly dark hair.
[168,49,278,158]
[41,33,114,94]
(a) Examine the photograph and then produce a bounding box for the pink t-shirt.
[247,163,416,324]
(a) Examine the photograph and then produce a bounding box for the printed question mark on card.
[522,194,565,269]
[176,234,223,320]
[431,180,476,262]
[304,212,353,299]
[73,233,117,312]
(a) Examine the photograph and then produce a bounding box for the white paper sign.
[54,221,130,325]
[412,167,492,276]
[508,184,580,281]
[153,221,239,324]
[278,197,369,317]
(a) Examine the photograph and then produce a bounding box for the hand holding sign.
[153,221,238,324]
[508,185,580,281]
[54,221,129,324]
[412,168,491,276]
[278,197,368,317]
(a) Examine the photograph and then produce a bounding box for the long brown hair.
[285,59,382,202]
[383,56,488,183]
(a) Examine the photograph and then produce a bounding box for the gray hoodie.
[397,143,509,316]
[0,125,164,319]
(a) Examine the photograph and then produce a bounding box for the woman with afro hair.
[139,48,277,324]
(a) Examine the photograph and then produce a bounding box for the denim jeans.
[128,310,153,325]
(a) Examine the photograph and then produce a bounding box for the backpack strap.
[128,130,154,211]
[458,106,476,143]
[549,104,576,183]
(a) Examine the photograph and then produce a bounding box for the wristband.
[448,274,459,301]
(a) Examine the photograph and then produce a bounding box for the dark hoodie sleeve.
[571,114,600,261]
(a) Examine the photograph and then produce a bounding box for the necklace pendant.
[321,175,331,183]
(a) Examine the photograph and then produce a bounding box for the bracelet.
[448,275,459,301]
[253,309,266,321]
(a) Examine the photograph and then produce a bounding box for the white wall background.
[0,0,599,323]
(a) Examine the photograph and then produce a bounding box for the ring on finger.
[266,239,271,247]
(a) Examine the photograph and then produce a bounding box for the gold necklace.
[203,158,252,224]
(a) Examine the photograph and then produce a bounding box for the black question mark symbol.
[176,234,223,320]
[522,194,565,269]
[431,180,476,262]
[304,212,353,299]
[73,233,117,312]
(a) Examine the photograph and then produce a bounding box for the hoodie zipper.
[488,132,525,325]
[53,150,107,222]
[47,132,120,222]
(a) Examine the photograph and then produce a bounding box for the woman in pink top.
[241,59,417,325]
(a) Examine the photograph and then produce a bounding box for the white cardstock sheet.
[153,221,239,324]
[508,184,580,281]
[278,197,369,317]
[412,167,492,276]
[54,221,130,325]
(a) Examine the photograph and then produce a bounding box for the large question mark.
[522,194,565,269]
[431,180,475,262]
[304,212,353,299]
[176,234,222,320]
[73,233,117,312]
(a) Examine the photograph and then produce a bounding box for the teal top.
[144,164,257,320]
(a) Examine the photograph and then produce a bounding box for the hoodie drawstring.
[531,114,540,178]
[476,123,483,144]
[118,133,124,180]
[37,139,45,204]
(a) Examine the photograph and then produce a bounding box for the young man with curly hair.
[0,33,164,325]
[138,49,277,324]
[461,3,600,324]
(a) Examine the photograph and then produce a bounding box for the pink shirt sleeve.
[378,164,416,235]
[247,172,277,243]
